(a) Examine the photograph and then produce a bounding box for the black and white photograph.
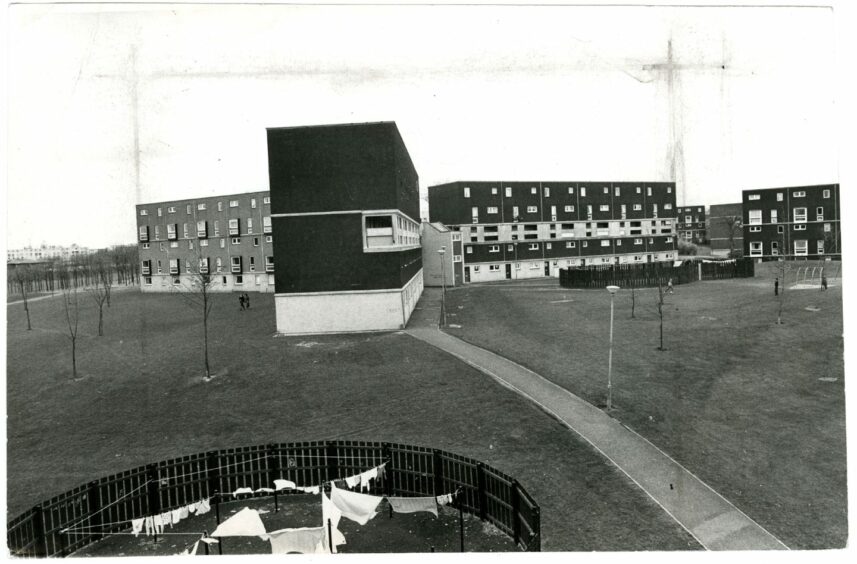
[3,0,854,558]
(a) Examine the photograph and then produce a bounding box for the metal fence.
[7,440,540,557]
[559,258,754,289]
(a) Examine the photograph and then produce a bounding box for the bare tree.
[655,281,667,351]
[773,232,792,325]
[62,283,81,378]
[13,264,33,330]
[172,252,219,380]
[629,278,637,319]
[88,275,109,337]
[722,215,742,255]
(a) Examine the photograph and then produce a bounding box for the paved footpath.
[405,288,788,551]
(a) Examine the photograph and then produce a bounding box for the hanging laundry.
[360,467,378,488]
[387,496,439,517]
[161,511,173,528]
[188,503,196,514]
[267,527,326,554]
[376,462,387,482]
[196,499,211,515]
[274,479,296,491]
[179,506,190,520]
[232,487,254,497]
[436,493,455,506]
[255,487,275,493]
[144,516,154,536]
[295,485,320,495]
[344,474,361,489]
[200,537,219,545]
[171,508,183,524]
[131,518,144,537]
[322,490,346,553]
[211,507,268,539]
[329,483,382,526]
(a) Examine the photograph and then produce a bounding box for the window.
[530,262,540,270]
[170,241,179,248]
[647,186,652,196]
[603,186,609,194]
[489,265,500,272]
[249,256,256,272]
[649,238,655,244]
[566,241,575,248]
[464,187,470,198]
[777,192,784,202]
[218,201,224,211]
[633,204,642,211]
[582,241,588,247]
[183,223,189,239]
[489,245,499,253]
[199,257,209,274]
[247,218,253,234]
[600,240,610,247]
[599,205,609,212]
[793,207,807,222]
[169,258,180,274]
[749,226,761,232]
[142,243,150,249]
[167,224,177,240]
[697,208,702,213]
[580,187,586,197]
[685,215,693,224]
[816,207,824,221]
[231,256,242,272]
[491,187,498,195]
[778,225,784,234]
[453,255,462,263]
[748,194,760,201]
[794,224,806,231]
[251,198,257,209]
[144,277,152,285]
[264,256,274,272]
[527,206,537,213]
[487,206,498,214]
[531,187,537,195]
[167,206,176,213]
[512,206,519,221]
[187,204,192,214]
[750,242,763,256]
[138,226,149,242]
[770,210,778,224]
[188,241,194,250]
[213,221,220,237]
[235,275,243,285]
[793,191,806,198]
[634,238,643,245]
[266,235,273,243]
[506,187,512,197]
[794,240,808,256]
[200,239,208,247]
[252,237,259,247]
[506,244,514,252]
[528,243,539,250]
[473,266,480,273]
[544,187,550,197]
[824,223,831,232]
[771,241,779,256]
[823,189,831,199]
[141,260,151,275]
[614,186,620,197]
[636,186,641,194]
[232,237,241,244]
[466,246,473,254]
[817,240,825,254]
[667,186,672,193]
[215,257,222,273]
[567,187,574,195]
[140,209,148,216]
[586,205,593,219]
[157,207,162,217]
[197,220,207,238]
[564,205,574,212]
[664,203,672,210]
[228,218,240,235]
[229,200,239,208]
[197,203,207,211]
[748,210,762,225]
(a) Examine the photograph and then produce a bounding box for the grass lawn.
[443,271,846,549]
[6,289,698,551]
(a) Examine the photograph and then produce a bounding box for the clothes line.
[59,480,152,533]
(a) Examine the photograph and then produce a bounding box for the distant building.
[7,244,94,262]
[135,191,274,292]
[428,181,677,283]
[267,122,423,334]
[421,221,463,287]
[676,205,707,243]
[708,203,744,257]
[743,184,841,260]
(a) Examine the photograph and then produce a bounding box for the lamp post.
[438,247,447,327]
[606,285,620,410]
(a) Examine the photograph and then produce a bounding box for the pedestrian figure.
[239,294,245,311]
[774,277,779,296]
[821,275,828,291]
[666,278,674,294]
[244,292,250,309]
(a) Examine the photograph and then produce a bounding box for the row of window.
[144,274,275,287]
[747,223,832,234]
[470,254,666,273]
[747,189,831,201]
[748,207,832,225]
[466,237,671,254]
[471,203,672,222]
[140,197,270,217]
[141,235,273,251]
[749,240,827,256]
[141,255,274,275]
[463,185,671,199]
[364,213,421,249]
[139,217,272,242]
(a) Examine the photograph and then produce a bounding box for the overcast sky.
[5,2,841,249]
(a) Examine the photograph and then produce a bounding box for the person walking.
[239,293,245,311]
[244,292,250,309]
[666,278,674,295]
[774,277,779,296]
[821,275,828,291]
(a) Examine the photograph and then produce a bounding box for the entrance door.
[464,266,471,283]
[647,254,653,263]
[580,258,586,267]
[505,263,512,279]
[544,261,550,276]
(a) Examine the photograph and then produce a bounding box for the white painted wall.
[141,273,276,293]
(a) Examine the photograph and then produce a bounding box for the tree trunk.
[20,280,31,330]
[203,301,211,379]
[98,305,104,336]
[71,338,77,378]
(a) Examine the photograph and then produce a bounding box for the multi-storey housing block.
[7,244,94,262]
[136,191,274,292]
[743,184,841,260]
[676,205,707,243]
[267,122,423,334]
[428,181,677,283]
[708,203,744,257]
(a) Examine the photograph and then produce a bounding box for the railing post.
[531,506,541,552]
[205,451,219,505]
[510,480,522,547]
[325,441,339,482]
[382,443,393,497]
[33,505,48,557]
[86,480,103,544]
[432,449,444,496]
[267,443,280,512]
[476,463,487,521]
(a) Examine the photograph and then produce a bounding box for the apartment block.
[428,181,677,283]
[421,221,463,287]
[267,122,423,334]
[743,184,841,260]
[676,205,707,243]
[708,203,744,257]
[136,191,274,292]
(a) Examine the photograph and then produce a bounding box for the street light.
[606,285,620,410]
[438,247,447,327]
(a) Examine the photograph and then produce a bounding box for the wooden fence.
[559,258,754,289]
[6,440,540,557]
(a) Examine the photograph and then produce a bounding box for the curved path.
[405,287,787,551]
